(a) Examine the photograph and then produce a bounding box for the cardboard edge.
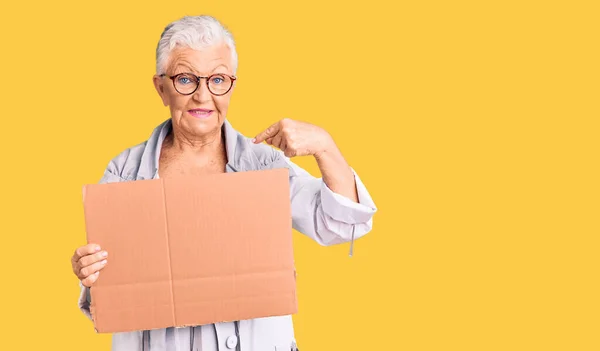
[89,295,100,333]
[82,184,90,244]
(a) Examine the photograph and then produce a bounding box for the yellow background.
[0,0,598,350]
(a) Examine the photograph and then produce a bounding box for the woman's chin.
[186,114,221,133]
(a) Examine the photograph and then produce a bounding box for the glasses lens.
[174,73,199,94]
[208,74,232,95]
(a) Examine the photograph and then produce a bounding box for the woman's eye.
[212,77,224,84]
[178,77,192,84]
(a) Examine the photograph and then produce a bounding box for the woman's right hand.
[71,243,108,288]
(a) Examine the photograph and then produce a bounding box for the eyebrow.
[210,64,229,73]
[172,63,231,75]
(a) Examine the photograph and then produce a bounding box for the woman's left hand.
[253,118,335,158]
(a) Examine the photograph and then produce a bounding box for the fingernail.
[251,138,256,143]
[101,260,107,265]
[95,246,101,252]
[95,271,100,276]
[101,251,108,257]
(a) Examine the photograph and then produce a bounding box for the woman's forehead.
[167,45,232,74]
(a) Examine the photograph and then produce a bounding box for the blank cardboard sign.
[82,168,296,333]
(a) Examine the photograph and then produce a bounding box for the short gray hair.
[156,15,238,75]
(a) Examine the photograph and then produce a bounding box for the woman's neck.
[165,125,225,157]
[160,127,228,173]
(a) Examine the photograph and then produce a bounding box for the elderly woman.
[70,15,376,351]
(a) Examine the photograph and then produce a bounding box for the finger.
[271,134,283,149]
[81,271,100,288]
[253,121,281,144]
[78,250,108,268]
[78,259,108,280]
[73,244,101,263]
[284,142,297,157]
[279,138,287,153]
[265,137,274,145]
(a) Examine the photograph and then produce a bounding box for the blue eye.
[211,77,224,84]
[178,77,192,85]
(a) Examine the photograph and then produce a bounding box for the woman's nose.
[193,79,212,101]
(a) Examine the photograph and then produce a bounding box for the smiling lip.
[188,109,213,119]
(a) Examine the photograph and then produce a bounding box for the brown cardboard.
[82,168,296,333]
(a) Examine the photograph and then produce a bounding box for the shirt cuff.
[320,168,377,224]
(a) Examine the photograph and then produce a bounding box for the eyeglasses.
[159,72,237,96]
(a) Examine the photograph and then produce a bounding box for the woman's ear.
[153,75,169,107]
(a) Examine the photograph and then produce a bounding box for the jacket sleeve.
[280,152,378,249]
[78,162,125,321]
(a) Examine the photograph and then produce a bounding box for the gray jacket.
[78,118,377,351]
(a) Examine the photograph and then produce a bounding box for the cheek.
[214,96,231,113]
[171,95,193,113]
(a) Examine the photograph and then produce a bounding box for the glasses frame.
[159,72,237,96]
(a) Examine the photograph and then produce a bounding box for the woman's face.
[153,44,235,139]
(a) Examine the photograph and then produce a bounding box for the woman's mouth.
[188,109,213,119]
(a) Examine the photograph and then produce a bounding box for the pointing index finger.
[253,121,281,144]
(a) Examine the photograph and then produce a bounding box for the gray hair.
[155,15,238,75]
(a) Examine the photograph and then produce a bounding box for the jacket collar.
[136,118,240,180]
